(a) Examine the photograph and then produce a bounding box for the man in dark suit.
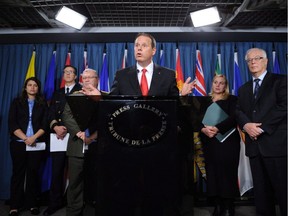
[44,65,82,215]
[62,68,99,216]
[81,33,195,216]
[236,48,287,216]
[81,33,195,97]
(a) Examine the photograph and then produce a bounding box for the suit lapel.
[149,64,161,96]
[246,80,255,105]
[254,72,271,104]
[71,83,81,93]
[127,66,142,95]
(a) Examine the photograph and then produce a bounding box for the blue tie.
[254,79,260,98]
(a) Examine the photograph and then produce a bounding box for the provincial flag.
[272,50,281,74]
[159,46,165,66]
[233,50,253,196]
[41,50,56,192]
[232,51,242,96]
[44,51,56,102]
[60,52,71,88]
[25,50,36,81]
[215,53,221,75]
[175,48,184,91]
[99,52,109,92]
[193,50,206,96]
[79,49,88,85]
[122,47,128,69]
[237,129,253,196]
[193,49,207,189]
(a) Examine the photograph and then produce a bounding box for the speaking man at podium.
[80,33,195,216]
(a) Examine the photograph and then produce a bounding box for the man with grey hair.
[236,48,287,216]
[62,68,99,216]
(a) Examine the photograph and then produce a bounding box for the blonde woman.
[200,75,240,216]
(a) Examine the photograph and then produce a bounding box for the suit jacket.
[48,83,82,130]
[62,94,98,158]
[236,72,287,157]
[8,97,48,142]
[110,64,179,96]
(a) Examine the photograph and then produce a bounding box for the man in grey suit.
[62,68,99,216]
[236,48,287,216]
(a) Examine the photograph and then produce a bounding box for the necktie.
[140,68,148,96]
[253,79,260,98]
[66,87,70,95]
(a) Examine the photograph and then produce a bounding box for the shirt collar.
[137,62,154,74]
[253,70,267,82]
[65,83,76,91]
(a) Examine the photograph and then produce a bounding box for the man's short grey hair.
[245,48,267,60]
[83,68,98,77]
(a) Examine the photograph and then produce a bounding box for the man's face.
[63,66,77,83]
[82,70,98,87]
[246,50,268,77]
[134,35,156,66]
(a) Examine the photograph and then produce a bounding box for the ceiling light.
[55,6,87,30]
[190,7,221,27]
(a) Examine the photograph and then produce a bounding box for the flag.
[122,48,128,69]
[159,47,165,66]
[193,49,207,192]
[272,50,281,74]
[237,129,253,196]
[233,51,253,195]
[193,50,207,96]
[79,49,88,85]
[99,52,109,92]
[232,51,242,96]
[25,50,36,80]
[215,53,221,75]
[44,51,56,101]
[60,52,71,88]
[41,51,57,192]
[175,48,184,91]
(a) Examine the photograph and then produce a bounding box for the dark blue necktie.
[253,79,260,98]
[66,87,70,95]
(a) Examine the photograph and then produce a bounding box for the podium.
[66,95,211,216]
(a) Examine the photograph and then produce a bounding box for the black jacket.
[8,97,48,142]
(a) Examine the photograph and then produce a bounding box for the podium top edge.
[67,94,211,100]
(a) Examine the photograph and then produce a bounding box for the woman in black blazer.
[200,75,240,216]
[8,77,48,216]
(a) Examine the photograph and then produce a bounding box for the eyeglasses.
[63,70,75,75]
[246,56,264,64]
[82,76,97,80]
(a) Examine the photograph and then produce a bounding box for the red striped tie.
[140,68,148,96]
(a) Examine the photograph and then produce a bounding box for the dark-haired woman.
[8,77,48,216]
[200,75,240,216]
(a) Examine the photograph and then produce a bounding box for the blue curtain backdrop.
[0,41,286,199]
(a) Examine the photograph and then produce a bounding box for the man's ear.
[152,47,156,56]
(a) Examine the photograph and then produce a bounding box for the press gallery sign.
[107,103,168,147]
